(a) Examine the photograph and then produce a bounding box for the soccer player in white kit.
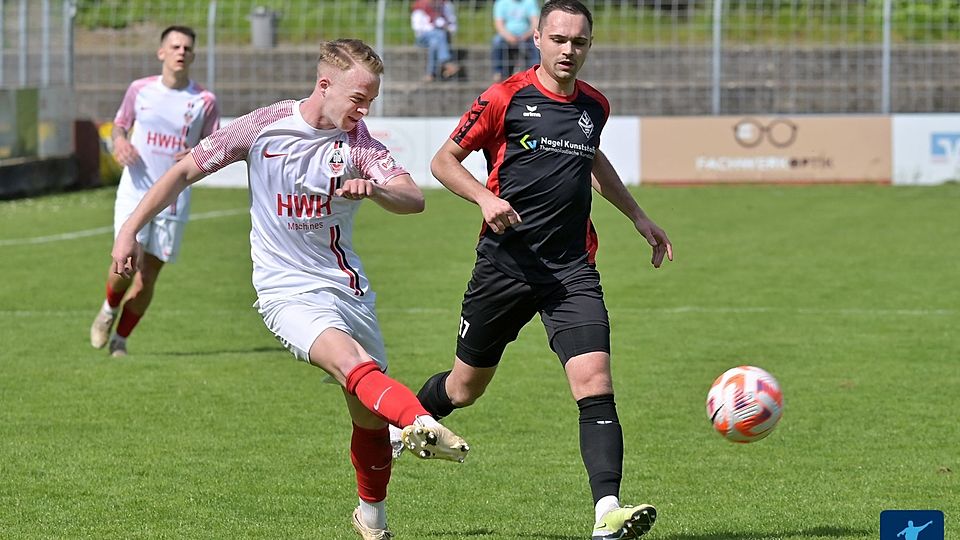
[89,25,220,357]
[109,39,470,540]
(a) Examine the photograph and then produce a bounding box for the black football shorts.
[455,255,610,368]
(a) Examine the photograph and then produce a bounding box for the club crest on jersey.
[579,110,595,139]
[328,148,345,176]
[378,156,396,172]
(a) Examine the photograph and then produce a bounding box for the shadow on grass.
[659,525,873,539]
[424,525,871,540]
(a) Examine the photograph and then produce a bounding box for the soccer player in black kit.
[411,1,673,538]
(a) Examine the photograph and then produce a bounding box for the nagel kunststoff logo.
[880,510,944,540]
[519,133,538,150]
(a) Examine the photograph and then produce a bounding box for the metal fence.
[2,0,959,119]
[0,0,74,88]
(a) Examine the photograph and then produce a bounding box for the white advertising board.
[198,116,641,188]
[892,114,960,185]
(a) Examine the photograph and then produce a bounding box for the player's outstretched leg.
[345,362,470,463]
[400,419,470,463]
[352,506,394,540]
[592,504,657,539]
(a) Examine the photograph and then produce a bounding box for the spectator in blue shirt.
[491,0,540,82]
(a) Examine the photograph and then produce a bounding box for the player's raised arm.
[591,148,673,268]
[431,139,521,234]
[111,156,207,277]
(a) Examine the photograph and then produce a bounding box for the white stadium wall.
[196,115,956,189]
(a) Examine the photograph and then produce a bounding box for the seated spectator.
[411,0,461,82]
[491,0,540,82]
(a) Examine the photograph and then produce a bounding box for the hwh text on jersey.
[277,193,332,218]
[146,131,187,150]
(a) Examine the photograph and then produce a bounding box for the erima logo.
[519,134,537,150]
[579,110,595,139]
[522,105,541,118]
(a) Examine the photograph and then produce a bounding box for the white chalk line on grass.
[0,208,248,247]
[2,306,953,318]
[380,306,955,317]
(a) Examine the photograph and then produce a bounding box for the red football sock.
[350,423,392,503]
[114,307,143,338]
[106,283,126,309]
[345,361,429,427]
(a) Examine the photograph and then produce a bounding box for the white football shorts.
[114,191,186,263]
[256,289,388,370]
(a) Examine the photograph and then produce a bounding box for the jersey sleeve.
[348,120,409,185]
[450,85,508,153]
[192,100,291,174]
[199,92,221,138]
[113,77,152,130]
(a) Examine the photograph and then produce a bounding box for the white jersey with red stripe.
[192,99,409,302]
[114,76,220,221]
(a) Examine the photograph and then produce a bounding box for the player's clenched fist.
[478,194,521,235]
[335,178,378,200]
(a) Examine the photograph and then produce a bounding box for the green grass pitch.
[1,183,957,539]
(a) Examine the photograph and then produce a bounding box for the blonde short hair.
[317,39,384,77]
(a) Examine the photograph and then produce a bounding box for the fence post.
[64,0,75,87]
[18,0,27,86]
[881,0,891,113]
[374,0,386,117]
[207,0,217,92]
[41,0,50,87]
[1,0,5,86]
[711,0,724,115]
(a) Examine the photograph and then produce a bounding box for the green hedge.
[73,0,959,45]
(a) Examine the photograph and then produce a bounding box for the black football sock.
[416,370,456,420]
[578,394,624,504]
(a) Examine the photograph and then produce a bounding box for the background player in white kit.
[109,39,470,540]
[89,25,220,357]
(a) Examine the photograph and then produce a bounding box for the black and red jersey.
[450,66,610,283]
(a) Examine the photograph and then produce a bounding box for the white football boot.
[352,506,394,540]
[90,307,117,349]
[400,423,469,463]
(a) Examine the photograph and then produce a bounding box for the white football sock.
[413,415,441,429]
[102,300,117,315]
[359,498,387,529]
[595,495,620,523]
